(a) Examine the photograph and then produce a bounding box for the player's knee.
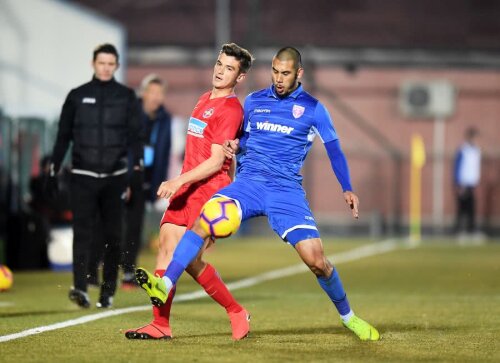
[190,218,210,239]
[295,237,330,276]
[306,257,331,277]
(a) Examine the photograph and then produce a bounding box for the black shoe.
[69,288,90,308]
[96,295,113,308]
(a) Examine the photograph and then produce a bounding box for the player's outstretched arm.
[323,139,359,219]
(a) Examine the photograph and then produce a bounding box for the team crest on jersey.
[187,117,208,138]
[292,104,305,118]
[202,107,215,118]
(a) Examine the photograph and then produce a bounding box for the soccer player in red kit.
[125,43,254,341]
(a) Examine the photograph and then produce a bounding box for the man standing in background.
[453,127,482,239]
[47,43,143,308]
[121,74,172,289]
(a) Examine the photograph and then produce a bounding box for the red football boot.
[228,309,250,340]
[125,322,172,340]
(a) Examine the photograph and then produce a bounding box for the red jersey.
[182,91,243,177]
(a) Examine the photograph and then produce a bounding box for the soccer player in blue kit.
[135,47,380,341]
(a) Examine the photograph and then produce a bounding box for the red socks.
[152,269,176,327]
[196,264,242,314]
[151,264,242,328]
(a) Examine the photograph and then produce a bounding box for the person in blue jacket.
[121,74,172,288]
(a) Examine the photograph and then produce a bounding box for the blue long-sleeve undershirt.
[324,139,353,192]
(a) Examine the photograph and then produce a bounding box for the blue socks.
[164,230,204,285]
[317,268,351,316]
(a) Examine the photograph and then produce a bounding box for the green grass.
[1,236,499,362]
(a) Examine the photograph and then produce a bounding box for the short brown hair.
[93,43,119,62]
[220,43,254,74]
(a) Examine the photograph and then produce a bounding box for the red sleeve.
[210,100,243,145]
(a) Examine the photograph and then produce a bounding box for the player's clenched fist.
[222,139,240,159]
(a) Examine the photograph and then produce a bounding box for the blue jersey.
[238,84,338,184]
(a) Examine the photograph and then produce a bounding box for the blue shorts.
[214,177,320,246]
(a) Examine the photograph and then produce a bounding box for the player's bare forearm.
[157,145,225,199]
[157,158,222,199]
[178,156,224,185]
[343,191,359,219]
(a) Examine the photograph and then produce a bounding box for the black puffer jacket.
[51,77,142,176]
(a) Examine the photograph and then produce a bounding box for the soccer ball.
[199,197,241,238]
[0,265,13,292]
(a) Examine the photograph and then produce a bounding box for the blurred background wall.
[0,0,126,119]
[1,0,500,263]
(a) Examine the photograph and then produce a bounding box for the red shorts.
[160,174,231,229]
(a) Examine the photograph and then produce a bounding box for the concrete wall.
[0,0,125,120]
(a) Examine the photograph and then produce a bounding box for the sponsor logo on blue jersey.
[255,121,294,134]
[254,108,271,113]
[187,117,207,138]
[292,104,305,118]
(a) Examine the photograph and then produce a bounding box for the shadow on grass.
[178,325,341,340]
[177,294,275,306]
[250,326,341,337]
[175,322,452,340]
[375,322,460,333]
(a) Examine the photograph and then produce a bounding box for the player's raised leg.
[294,237,380,341]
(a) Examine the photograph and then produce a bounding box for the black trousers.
[454,186,476,233]
[70,173,126,297]
[86,214,104,285]
[122,185,146,276]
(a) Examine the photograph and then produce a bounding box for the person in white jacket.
[453,127,481,235]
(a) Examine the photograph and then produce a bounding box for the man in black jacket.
[48,43,143,308]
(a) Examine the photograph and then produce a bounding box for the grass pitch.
[1,236,499,362]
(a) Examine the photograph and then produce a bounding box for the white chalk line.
[0,238,408,343]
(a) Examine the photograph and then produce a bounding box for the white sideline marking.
[0,238,405,343]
